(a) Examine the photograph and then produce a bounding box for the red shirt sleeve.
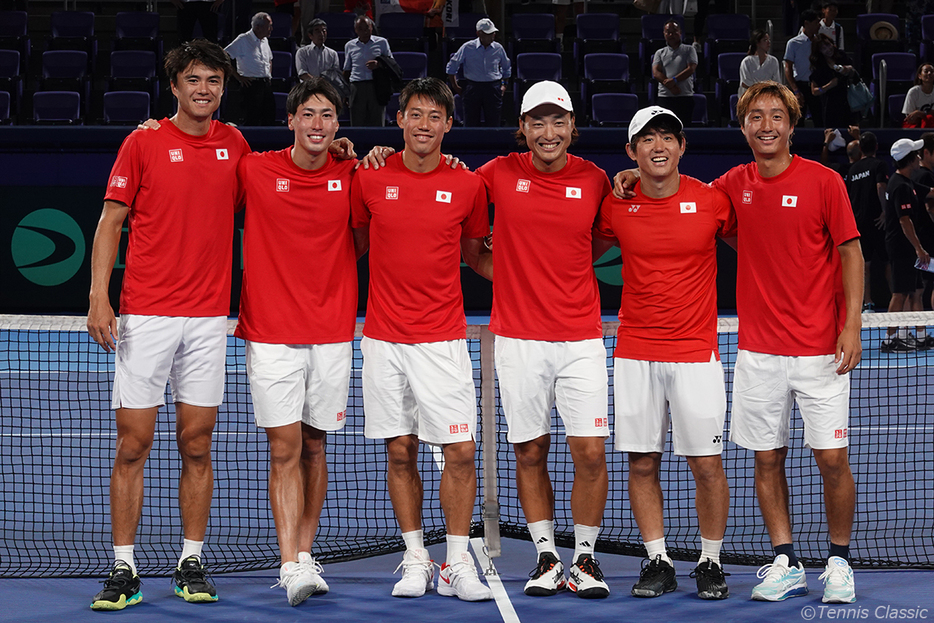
[822,168,861,245]
[594,194,618,243]
[461,175,490,239]
[712,185,738,238]
[350,168,371,228]
[104,131,143,207]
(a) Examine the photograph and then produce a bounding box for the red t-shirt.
[476,152,610,341]
[105,119,250,317]
[234,150,357,344]
[595,175,736,362]
[713,156,860,356]
[350,154,489,343]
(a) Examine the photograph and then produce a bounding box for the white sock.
[179,539,203,567]
[699,537,723,567]
[446,534,470,566]
[528,519,558,557]
[113,545,136,575]
[401,529,425,553]
[573,524,599,563]
[918,328,928,338]
[897,327,910,340]
[644,537,672,565]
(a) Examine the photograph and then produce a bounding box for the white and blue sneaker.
[751,554,808,601]
[819,556,856,603]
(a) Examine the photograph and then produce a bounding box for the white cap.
[891,138,924,161]
[520,80,573,115]
[476,18,498,34]
[627,105,682,142]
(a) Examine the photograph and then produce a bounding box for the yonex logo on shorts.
[712,435,722,444]
[169,149,183,162]
[216,148,228,160]
[680,202,696,213]
[386,186,399,200]
[110,176,128,188]
[835,428,847,439]
[742,190,753,204]
[436,190,452,203]
[516,179,530,193]
[336,410,346,422]
[782,195,798,208]
[328,180,341,191]
[566,187,581,199]
[276,178,290,192]
[594,417,608,428]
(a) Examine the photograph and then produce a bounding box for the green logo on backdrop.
[11,209,86,286]
[594,247,622,286]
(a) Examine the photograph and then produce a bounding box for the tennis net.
[0,312,932,577]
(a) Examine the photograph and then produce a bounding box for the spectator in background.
[821,125,861,179]
[845,131,889,312]
[903,63,934,128]
[226,12,276,126]
[175,0,224,44]
[784,9,822,126]
[740,29,783,98]
[809,33,857,125]
[652,20,697,128]
[299,0,329,46]
[296,19,341,80]
[344,15,393,126]
[446,18,511,127]
[818,1,844,50]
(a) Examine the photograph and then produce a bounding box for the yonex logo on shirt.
[110,176,128,188]
[782,195,798,208]
[566,187,581,199]
[742,190,753,204]
[628,205,641,213]
[216,148,228,160]
[680,202,696,213]
[436,190,452,203]
[386,186,399,200]
[169,149,183,162]
[516,179,531,193]
[328,180,341,191]
[276,178,290,192]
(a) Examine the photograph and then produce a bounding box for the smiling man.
[594,106,735,600]
[87,40,250,610]
[473,80,612,599]
[350,77,493,602]
[234,78,364,606]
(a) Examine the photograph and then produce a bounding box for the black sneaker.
[524,552,567,596]
[173,555,218,603]
[90,561,142,610]
[690,558,730,600]
[918,336,934,350]
[881,336,916,353]
[632,555,677,597]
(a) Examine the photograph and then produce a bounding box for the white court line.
[471,536,520,623]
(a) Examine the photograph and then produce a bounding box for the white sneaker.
[524,552,567,596]
[298,552,329,595]
[391,548,435,598]
[273,561,326,606]
[438,552,493,602]
[819,556,856,603]
[751,554,808,601]
[568,554,610,599]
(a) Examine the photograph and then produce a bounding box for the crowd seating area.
[0,1,929,127]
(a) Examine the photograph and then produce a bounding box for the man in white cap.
[475,80,612,598]
[593,106,735,600]
[446,18,511,127]
[881,137,933,351]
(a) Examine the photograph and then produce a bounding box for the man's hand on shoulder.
[136,118,161,131]
[612,169,640,200]
[356,145,395,170]
[329,137,357,160]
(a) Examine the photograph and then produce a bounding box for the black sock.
[829,543,850,562]
[774,543,798,568]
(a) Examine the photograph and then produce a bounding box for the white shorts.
[730,350,850,451]
[361,338,476,445]
[613,355,726,456]
[245,341,352,431]
[112,315,227,410]
[495,336,609,444]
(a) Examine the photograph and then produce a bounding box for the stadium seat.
[0,49,22,116]
[856,14,902,76]
[888,93,906,127]
[510,13,559,59]
[514,52,562,114]
[591,92,638,127]
[114,12,162,58]
[729,93,739,126]
[715,52,744,118]
[703,14,750,77]
[272,50,295,93]
[922,15,934,64]
[47,11,97,70]
[269,12,296,53]
[574,13,623,72]
[40,51,90,114]
[871,52,918,96]
[109,50,159,101]
[273,91,288,124]
[378,12,428,53]
[385,91,400,125]
[581,53,630,119]
[103,91,151,125]
[0,11,30,74]
[0,90,10,124]
[691,93,709,127]
[33,90,81,124]
[393,51,428,81]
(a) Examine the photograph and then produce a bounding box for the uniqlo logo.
[516,179,530,193]
[386,186,399,200]
[169,149,183,162]
[449,425,459,434]
[566,187,581,199]
[436,190,452,203]
[742,190,753,204]
[110,176,128,188]
[459,423,468,433]
[216,148,228,160]
[782,195,798,208]
[680,202,696,213]
[328,180,341,191]
[336,410,346,422]
[901,203,912,212]
[276,178,290,192]
[595,417,608,428]
[835,428,848,439]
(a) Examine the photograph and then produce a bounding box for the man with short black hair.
[343,15,393,127]
[784,9,822,125]
[846,131,889,312]
[296,19,341,81]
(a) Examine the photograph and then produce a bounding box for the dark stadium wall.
[1,126,917,315]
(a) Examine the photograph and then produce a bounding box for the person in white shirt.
[296,19,341,81]
[783,8,822,126]
[740,29,782,97]
[225,12,275,125]
[903,63,934,128]
[343,15,393,127]
[818,1,844,50]
[651,20,697,127]
[445,18,511,127]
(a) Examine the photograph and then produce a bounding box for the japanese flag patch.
[436,190,452,203]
